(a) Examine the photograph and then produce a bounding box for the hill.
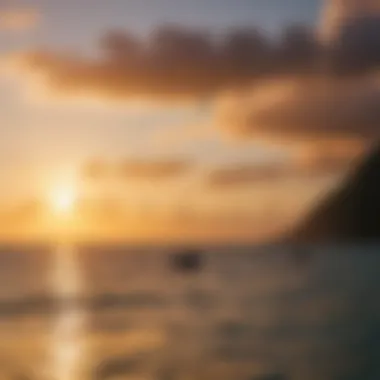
[289,143,380,243]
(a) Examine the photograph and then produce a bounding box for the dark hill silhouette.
[289,143,380,243]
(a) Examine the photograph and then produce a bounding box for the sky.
[0,0,378,242]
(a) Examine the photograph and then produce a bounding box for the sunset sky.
[0,0,378,242]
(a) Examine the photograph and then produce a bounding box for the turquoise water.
[0,245,378,380]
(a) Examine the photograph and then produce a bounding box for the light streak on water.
[49,245,87,380]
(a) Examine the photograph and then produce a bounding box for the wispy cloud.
[81,158,192,182]
[120,159,192,180]
[216,76,380,143]
[207,144,363,189]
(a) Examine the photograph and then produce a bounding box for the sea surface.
[0,244,379,380]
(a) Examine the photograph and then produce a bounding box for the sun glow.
[49,186,77,215]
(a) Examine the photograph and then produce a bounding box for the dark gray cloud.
[10,13,380,99]
[329,14,380,74]
[12,26,277,99]
[214,10,380,143]
[7,11,380,148]
[320,0,380,42]
[1,24,335,98]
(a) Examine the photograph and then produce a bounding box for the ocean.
[0,244,379,380]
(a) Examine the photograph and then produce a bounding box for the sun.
[49,186,77,215]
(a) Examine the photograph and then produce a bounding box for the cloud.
[207,163,289,188]
[318,0,380,73]
[150,123,216,151]
[207,145,363,189]
[329,16,380,74]
[319,0,380,43]
[0,8,40,31]
[7,12,380,102]
[4,6,380,150]
[213,1,380,145]
[120,159,191,180]
[6,25,321,101]
[81,158,192,182]
[216,75,380,143]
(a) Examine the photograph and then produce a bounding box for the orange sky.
[0,0,377,242]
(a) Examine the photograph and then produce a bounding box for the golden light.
[49,186,77,216]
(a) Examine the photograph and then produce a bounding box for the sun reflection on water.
[50,245,86,380]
